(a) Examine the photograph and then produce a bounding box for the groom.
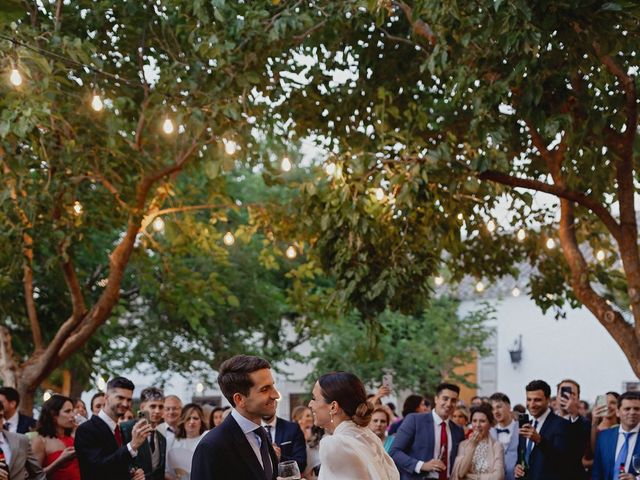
[192,355,280,480]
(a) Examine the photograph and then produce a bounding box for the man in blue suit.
[0,387,36,434]
[261,411,307,472]
[390,383,465,479]
[515,380,571,480]
[592,391,640,480]
[489,392,518,480]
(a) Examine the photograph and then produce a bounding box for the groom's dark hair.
[218,355,271,406]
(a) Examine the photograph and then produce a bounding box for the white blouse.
[318,420,400,480]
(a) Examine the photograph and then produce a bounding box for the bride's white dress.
[318,420,400,480]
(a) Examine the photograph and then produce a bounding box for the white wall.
[463,296,638,406]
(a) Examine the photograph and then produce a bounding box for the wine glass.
[632,454,640,473]
[277,460,301,480]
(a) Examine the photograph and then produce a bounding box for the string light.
[596,249,606,262]
[475,281,485,293]
[486,220,496,233]
[9,68,22,87]
[152,217,165,233]
[434,276,444,286]
[281,157,292,172]
[73,201,83,215]
[546,238,556,250]
[374,188,385,201]
[224,139,239,155]
[91,94,104,112]
[512,287,521,297]
[285,245,297,259]
[516,228,526,241]
[162,117,175,135]
[457,213,464,220]
[223,231,235,246]
[196,382,204,393]
[97,278,109,288]
[43,391,52,402]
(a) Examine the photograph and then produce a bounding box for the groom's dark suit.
[192,413,278,480]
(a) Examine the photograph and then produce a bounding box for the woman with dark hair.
[208,406,225,429]
[308,371,399,480]
[165,403,208,480]
[31,395,81,480]
[388,394,428,435]
[451,404,505,480]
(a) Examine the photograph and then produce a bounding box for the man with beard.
[192,355,279,480]
[75,377,152,480]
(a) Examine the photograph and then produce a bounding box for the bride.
[308,372,400,480]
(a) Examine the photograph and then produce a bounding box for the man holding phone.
[514,380,571,480]
[120,387,167,480]
[556,379,591,479]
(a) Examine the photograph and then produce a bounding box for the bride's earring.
[330,411,334,423]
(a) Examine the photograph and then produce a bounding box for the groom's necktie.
[254,427,273,480]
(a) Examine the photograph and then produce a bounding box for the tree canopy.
[266,0,640,375]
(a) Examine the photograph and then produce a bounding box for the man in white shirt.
[390,383,465,480]
[0,387,36,434]
[0,400,44,479]
[489,392,518,480]
[157,395,182,446]
[592,391,640,480]
[74,377,152,480]
[191,355,280,480]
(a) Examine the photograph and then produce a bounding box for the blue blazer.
[490,420,519,480]
[192,414,278,480]
[389,412,464,480]
[16,413,36,434]
[592,426,640,480]
[517,411,570,480]
[274,417,307,473]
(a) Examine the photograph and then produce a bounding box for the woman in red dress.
[32,394,81,480]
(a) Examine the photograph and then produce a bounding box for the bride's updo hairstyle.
[318,371,374,427]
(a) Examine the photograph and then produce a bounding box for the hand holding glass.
[277,460,301,480]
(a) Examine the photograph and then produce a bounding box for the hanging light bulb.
[223,231,235,246]
[285,245,297,259]
[224,139,238,155]
[486,220,496,233]
[434,276,444,286]
[9,68,23,87]
[512,287,521,297]
[475,281,485,293]
[596,249,606,262]
[457,213,464,221]
[325,162,336,176]
[162,117,175,135]
[43,391,52,402]
[91,94,104,111]
[546,238,556,250]
[152,217,165,233]
[73,201,83,215]
[196,382,204,393]
[97,376,107,391]
[374,188,385,201]
[516,228,526,241]
[281,157,292,172]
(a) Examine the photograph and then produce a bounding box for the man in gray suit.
[0,401,45,480]
[489,393,518,480]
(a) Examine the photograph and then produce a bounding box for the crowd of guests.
[0,362,638,480]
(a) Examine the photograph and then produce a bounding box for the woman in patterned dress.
[451,403,505,480]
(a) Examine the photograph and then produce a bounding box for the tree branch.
[393,1,437,46]
[0,326,19,387]
[477,170,621,241]
[22,233,42,351]
[61,259,87,321]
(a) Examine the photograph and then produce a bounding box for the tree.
[309,298,494,394]
[268,1,640,376]
[0,0,328,412]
